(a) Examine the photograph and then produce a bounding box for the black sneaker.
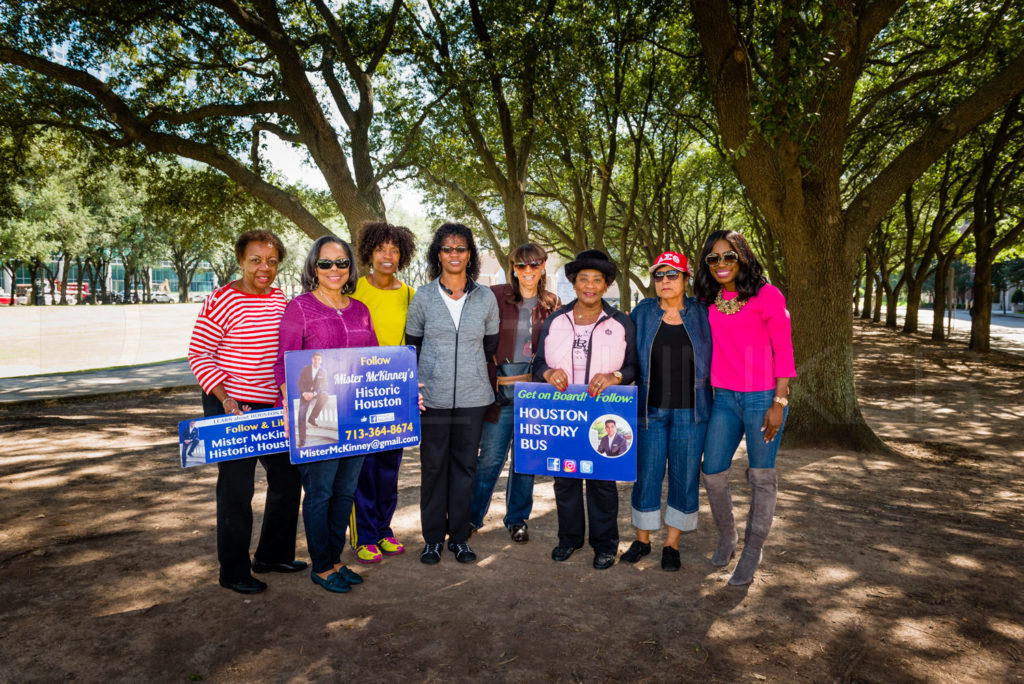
[420,543,442,564]
[453,543,477,563]
[661,546,681,572]
[621,540,652,563]
[551,544,582,562]
[593,552,616,570]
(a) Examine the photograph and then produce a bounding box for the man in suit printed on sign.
[297,352,329,447]
[597,419,628,457]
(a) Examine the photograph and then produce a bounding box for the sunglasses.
[705,251,739,267]
[514,260,542,270]
[652,269,684,281]
[316,258,351,270]
[440,245,469,254]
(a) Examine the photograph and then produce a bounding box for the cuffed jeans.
[419,405,489,545]
[297,455,365,574]
[351,448,403,547]
[469,405,536,530]
[631,407,707,531]
[205,392,302,583]
[702,388,788,475]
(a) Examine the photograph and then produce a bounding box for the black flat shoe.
[593,552,616,570]
[621,540,652,563]
[661,546,681,572]
[551,544,582,562]
[252,559,308,574]
[509,524,529,543]
[219,576,267,594]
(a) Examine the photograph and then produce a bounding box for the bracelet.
[223,397,237,406]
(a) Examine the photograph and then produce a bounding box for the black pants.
[204,393,303,582]
[419,405,489,544]
[553,477,620,555]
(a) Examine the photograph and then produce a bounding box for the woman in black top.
[623,252,713,571]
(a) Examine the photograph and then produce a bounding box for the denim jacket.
[629,296,712,427]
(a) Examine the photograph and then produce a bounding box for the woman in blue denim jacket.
[622,252,713,571]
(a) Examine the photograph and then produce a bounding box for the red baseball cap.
[648,251,690,275]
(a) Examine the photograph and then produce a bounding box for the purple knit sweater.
[273,292,378,401]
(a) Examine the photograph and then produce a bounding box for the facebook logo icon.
[546,457,561,472]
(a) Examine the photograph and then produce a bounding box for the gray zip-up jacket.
[405,278,500,409]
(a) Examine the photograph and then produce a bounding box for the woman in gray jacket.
[405,223,499,565]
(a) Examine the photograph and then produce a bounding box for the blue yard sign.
[283,345,421,464]
[513,382,637,482]
[178,409,288,468]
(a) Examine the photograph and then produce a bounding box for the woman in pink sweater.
[694,230,796,586]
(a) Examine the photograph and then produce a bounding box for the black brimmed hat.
[565,249,617,282]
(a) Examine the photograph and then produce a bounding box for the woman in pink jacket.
[533,249,639,570]
[694,230,796,586]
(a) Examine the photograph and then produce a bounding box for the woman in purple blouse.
[275,236,378,594]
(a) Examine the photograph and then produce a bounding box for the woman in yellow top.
[349,221,418,564]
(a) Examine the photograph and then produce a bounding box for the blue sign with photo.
[283,345,421,464]
[177,409,288,468]
[513,382,637,482]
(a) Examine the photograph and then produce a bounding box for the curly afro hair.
[356,221,417,271]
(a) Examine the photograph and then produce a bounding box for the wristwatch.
[773,396,788,407]
[612,371,623,381]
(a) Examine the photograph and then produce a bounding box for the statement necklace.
[714,289,746,315]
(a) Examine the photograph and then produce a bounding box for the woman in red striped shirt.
[187,230,305,594]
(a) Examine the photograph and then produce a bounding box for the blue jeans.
[702,389,788,475]
[469,405,536,529]
[631,407,707,531]
[298,455,365,573]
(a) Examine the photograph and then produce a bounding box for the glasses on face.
[440,245,469,255]
[514,260,542,270]
[705,251,739,267]
[247,256,279,267]
[652,269,684,282]
[316,258,351,270]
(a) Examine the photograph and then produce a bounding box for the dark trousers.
[298,455,365,574]
[297,391,328,444]
[204,393,302,582]
[419,406,489,544]
[553,476,620,555]
[351,448,403,547]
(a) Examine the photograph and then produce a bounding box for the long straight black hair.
[693,229,767,304]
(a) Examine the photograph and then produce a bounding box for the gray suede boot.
[702,470,738,566]
[729,467,778,586]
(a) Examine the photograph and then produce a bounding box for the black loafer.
[593,552,616,570]
[661,546,681,572]
[219,575,267,594]
[621,540,652,563]
[551,544,582,562]
[252,559,308,574]
[509,524,529,543]
[335,565,363,585]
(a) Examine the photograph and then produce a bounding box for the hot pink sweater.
[708,283,796,392]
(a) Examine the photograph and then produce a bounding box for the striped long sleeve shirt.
[188,284,288,404]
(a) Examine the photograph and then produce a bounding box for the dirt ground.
[1,320,1022,683]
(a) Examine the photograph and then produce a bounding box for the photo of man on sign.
[294,352,339,448]
[592,416,632,457]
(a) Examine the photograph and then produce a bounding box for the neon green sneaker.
[355,544,382,564]
[378,537,405,555]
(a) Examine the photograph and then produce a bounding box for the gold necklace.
[714,289,745,315]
